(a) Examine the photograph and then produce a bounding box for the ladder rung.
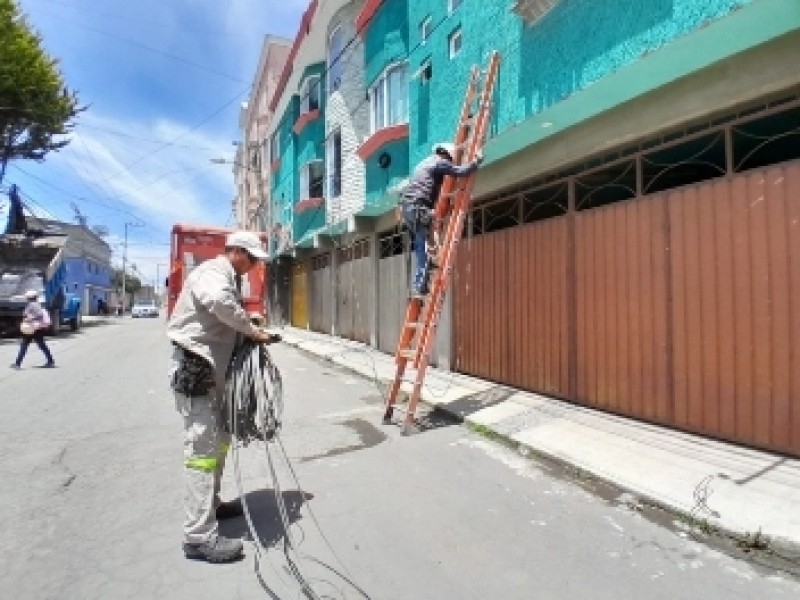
[404,322,424,329]
[398,350,417,360]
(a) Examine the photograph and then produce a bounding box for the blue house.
[44,220,113,315]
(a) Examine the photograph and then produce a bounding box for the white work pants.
[175,391,232,544]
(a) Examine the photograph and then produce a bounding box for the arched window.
[370,63,408,133]
[327,25,345,95]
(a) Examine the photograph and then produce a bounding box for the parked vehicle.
[0,233,82,336]
[131,301,159,318]
[167,224,268,319]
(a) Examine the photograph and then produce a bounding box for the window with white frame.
[420,16,432,42]
[327,25,345,95]
[370,63,408,133]
[300,75,320,114]
[448,27,462,59]
[448,0,463,13]
[299,160,324,199]
[326,129,342,198]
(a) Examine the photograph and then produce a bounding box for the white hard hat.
[25,290,38,300]
[433,142,456,159]
[225,230,268,260]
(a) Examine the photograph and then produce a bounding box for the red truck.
[167,224,268,318]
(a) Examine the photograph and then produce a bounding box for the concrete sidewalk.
[278,325,800,553]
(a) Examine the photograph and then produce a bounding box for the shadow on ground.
[436,385,518,420]
[221,489,313,548]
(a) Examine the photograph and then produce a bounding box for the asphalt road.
[1,317,798,599]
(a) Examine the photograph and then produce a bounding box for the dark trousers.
[15,330,54,366]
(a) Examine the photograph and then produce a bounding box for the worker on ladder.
[399,142,482,296]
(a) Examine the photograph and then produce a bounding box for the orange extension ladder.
[383,51,501,435]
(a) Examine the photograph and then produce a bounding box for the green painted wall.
[271,96,299,240]
[406,0,755,166]
[364,0,409,87]
[296,66,327,169]
[364,137,410,214]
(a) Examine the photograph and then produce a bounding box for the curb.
[278,334,800,561]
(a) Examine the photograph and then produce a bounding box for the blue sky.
[2,0,304,287]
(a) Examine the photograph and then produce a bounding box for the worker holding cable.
[167,230,279,563]
[399,142,482,296]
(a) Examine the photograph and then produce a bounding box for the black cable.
[226,337,374,599]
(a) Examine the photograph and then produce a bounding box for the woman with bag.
[10,290,55,369]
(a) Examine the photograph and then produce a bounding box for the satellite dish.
[92,225,109,237]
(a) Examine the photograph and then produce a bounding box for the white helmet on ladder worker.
[432,142,456,161]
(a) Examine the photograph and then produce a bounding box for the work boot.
[183,534,244,563]
[215,499,244,519]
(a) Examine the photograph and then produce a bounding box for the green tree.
[0,0,82,183]
[111,268,141,304]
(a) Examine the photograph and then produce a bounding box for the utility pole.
[155,263,167,304]
[121,221,142,311]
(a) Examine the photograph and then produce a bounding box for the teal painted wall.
[406,0,753,166]
[294,204,326,242]
[364,137,410,211]
[270,64,329,244]
[296,67,327,170]
[364,0,409,87]
[271,96,299,239]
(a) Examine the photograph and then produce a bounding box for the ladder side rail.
[384,299,423,418]
[413,53,501,366]
[432,67,480,229]
[412,206,471,368]
[413,178,475,366]
[392,299,422,363]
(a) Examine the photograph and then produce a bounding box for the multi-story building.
[257,0,800,457]
[234,35,292,232]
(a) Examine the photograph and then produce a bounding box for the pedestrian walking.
[399,142,482,295]
[10,290,55,369]
[166,231,278,563]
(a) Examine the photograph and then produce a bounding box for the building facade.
[257,0,800,456]
[42,220,113,315]
[234,35,292,232]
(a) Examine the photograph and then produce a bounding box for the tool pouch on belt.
[401,199,433,232]
[171,345,215,396]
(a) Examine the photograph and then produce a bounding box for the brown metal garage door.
[454,161,800,456]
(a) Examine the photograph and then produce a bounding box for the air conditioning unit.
[512,0,561,25]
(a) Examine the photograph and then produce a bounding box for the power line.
[122,86,251,172]
[76,122,220,151]
[9,163,146,220]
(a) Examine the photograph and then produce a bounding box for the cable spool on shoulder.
[224,338,283,443]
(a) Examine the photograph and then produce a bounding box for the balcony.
[357,124,409,161]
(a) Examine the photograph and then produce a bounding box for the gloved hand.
[250,329,282,344]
